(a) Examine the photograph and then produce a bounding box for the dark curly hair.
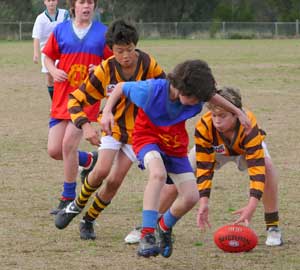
[105,19,139,49]
[167,59,216,102]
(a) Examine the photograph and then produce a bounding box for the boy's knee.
[183,190,199,207]
[47,147,62,160]
[62,141,77,156]
[150,170,167,183]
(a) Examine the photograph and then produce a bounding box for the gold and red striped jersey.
[68,49,165,144]
[194,110,266,200]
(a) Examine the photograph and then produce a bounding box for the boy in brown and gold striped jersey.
[54,19,165,240]
[193,86,282,246]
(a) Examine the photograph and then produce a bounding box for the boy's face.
[74,0,95,21]
[211,108,237,134]
[44,0,58,11]
[112,43,137,68]
[179,94,199,106]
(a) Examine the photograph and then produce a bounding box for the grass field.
[0,39,299,270]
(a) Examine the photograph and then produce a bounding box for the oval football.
[214,224,258,252]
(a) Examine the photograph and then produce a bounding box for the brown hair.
[68,0,98,17]
[105,19,139,49]
[167,59,216,102]
[207,86,242,111]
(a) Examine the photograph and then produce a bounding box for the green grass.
[0,40,299,270]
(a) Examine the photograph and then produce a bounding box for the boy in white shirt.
[32,0,69,100]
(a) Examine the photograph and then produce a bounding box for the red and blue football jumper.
[43,20,112,121]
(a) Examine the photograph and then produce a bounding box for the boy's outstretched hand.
[197,197,211,231]
[232,197,258,226]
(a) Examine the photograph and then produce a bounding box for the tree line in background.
[0,0,299,22]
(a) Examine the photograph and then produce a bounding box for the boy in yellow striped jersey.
[193,86,282,246]
[54,19,165,240]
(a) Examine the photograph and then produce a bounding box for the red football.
[214,224,258,252]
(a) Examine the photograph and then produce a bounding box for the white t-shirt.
[32,8,69,49]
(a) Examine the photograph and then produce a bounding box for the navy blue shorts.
[49,118,62,128]
[137,144,193,185]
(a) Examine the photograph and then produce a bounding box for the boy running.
[43,0,112,214]
[54,19,165,240]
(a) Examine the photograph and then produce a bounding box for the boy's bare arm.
[101,82,125,134]
[210,94,251,134]
[33,38,40,63]
[44,55,68,82]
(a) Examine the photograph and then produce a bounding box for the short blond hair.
[207,86,242,111]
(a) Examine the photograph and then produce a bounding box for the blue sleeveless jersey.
[122,79,203,126]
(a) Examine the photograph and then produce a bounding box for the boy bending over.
[101,60,251,258]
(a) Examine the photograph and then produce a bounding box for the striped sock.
[265,211,279,230]
[76,176,100,209]
[84,193,110,222]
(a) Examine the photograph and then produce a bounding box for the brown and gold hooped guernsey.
[194,110,266,200]
[68,49,165,144]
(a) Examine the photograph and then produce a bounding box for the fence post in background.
[175,22,178,38]
[19,21,22,40]
[222,21,226,37]
[274,22,278,38]
[296,19,299,37]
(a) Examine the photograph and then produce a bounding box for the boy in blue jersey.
[101,59,251,258]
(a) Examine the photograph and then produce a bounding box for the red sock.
[141,227,155,238]
[83,153,93,168]
[159,216,169,232]
[61,196,73,201]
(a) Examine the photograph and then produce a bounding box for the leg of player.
[157,177,199,258]
[125,183,178,244]
[263,156,283,246]
[48,120,75,214]
[138,154,166,257]
[55,148,117,229]
[79,150,132,240]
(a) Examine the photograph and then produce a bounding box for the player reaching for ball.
[193,86,283,246]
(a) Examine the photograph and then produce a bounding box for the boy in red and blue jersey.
[43,10,111,121]
[42,0,112,214]
[101,59,251,258]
